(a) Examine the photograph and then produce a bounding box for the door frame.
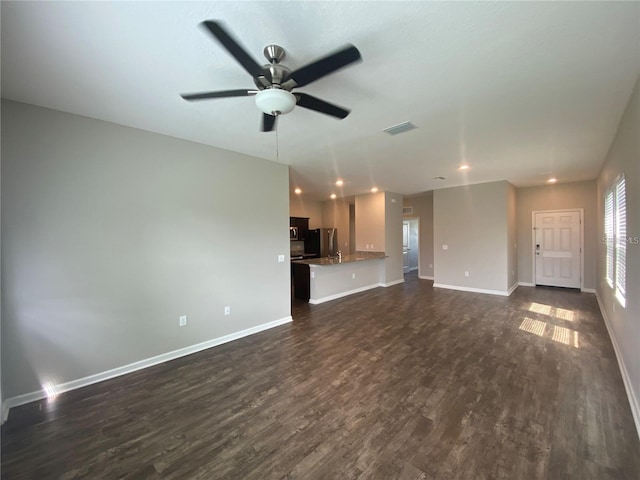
[403,216,420,276]
[531,208,584,290]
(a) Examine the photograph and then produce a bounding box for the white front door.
[534,210,581,288]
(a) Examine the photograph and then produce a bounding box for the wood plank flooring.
[2,272,639,479]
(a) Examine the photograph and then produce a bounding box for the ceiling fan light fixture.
[255,88,296,116]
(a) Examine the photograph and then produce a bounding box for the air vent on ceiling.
[403,207,413,214]
[383,121,417,136]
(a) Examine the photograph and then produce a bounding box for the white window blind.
[615,177,626,305]
[604,190,614,287]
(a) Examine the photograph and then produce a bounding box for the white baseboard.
[433,283,510,297]
[581,288,596,293]
[309,284,380,304]
[381,278,405,287]
[507,283,518,296]
[595,292,640,440]
[419,275,434,280]
[518,282,535,287]
[3,315,293,417]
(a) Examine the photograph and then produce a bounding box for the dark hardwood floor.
[2,272,639,479]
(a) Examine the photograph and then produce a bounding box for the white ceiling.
[2,1,639,200]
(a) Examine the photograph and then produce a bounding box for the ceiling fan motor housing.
[253,45,291,89]
[264,44,286,64]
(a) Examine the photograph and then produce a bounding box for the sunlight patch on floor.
[552,325,579,348]
[519,316,580,348]
[529,302,576,322]
[555,308,575,322]
[519,317,546,336]
[529,302,552,316]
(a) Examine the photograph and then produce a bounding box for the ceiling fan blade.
[261,113,277,132]
[180,89,257,101]
[201,20,268,81]
[284,45,361,88]
[295,93,350,119]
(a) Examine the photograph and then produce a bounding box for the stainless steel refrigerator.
[305,228,338,258]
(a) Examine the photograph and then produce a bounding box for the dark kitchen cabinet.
[289,217,309,240]
[292,262,310,301]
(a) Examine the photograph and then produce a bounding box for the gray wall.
[596,76,640,430]
[404,192,434,279]
[507,183,518,290]
[516,180,597,290]
[434,181,510,293]
[1,100,291,400]
[355,192,386,251]
[384,191,404,285]
[1,100,3,422]
[289,195,323,229]
[408,219,419,270]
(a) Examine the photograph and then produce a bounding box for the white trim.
[2,316,293,415]
[581,288,596,293]
[381,278,405,287]
[507,283,518,296]
[532,208,584,289]
[433,283,510,297]
[2,401,10,424]
[309,283,380,304]
[518,281,535,287]
[419,275,434,280]
[596,292,640,440]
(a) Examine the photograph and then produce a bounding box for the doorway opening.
[403,218,420,275]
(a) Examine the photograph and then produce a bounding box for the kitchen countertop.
[292,251,386,266]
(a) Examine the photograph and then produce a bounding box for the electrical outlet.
[442,244,448,250]
[224,306,231,316]
[278,254,285,263]
[179,315,187,327]
[352,273,356,279]
[464,271,469,277]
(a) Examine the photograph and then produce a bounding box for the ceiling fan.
[180,20,362,132]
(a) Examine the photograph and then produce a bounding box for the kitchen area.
[290,215,388,304]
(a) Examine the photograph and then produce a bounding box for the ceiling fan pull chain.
[275,116,280,163]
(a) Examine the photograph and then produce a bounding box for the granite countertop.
[292,251,386,266]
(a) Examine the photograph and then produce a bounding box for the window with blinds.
[614,176,626,306]
[604,175,626,307]
[604,190,614,287]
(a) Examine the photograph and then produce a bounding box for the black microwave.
[289,226,299,240]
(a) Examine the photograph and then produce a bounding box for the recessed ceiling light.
[458,165,470,171]
[330,193,337,199]
[294,187,302,194]
[371,187,378,193]
[335,179,344,187]
[547,177,557,184]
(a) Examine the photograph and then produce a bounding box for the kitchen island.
[291,252,387,304]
